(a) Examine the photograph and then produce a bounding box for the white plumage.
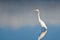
[33,9,47,40]
[34,9,47,29]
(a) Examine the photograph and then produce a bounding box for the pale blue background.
[0,0,60,40]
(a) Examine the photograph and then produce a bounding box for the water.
[0,25,60,40]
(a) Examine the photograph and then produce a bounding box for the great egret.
[33,9,47,40]
[34,9,47,30]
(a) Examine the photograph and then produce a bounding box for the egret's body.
[33,9,47,40]
[35,9,47,29]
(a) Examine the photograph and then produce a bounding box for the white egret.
[34,9,47,30]
[33,9,47,40]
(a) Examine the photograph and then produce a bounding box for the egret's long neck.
[37,11,41,22]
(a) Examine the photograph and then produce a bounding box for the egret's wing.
[39,20,47,29]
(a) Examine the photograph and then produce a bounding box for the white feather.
[34,9,47,40]
[35,9,47,29]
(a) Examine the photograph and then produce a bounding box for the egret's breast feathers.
[39,19,47,29]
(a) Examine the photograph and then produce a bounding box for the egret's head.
[35,9,39,12]
[33,9,39,12]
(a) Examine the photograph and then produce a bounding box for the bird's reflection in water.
[38,29,47,40]
[33,9,47,40]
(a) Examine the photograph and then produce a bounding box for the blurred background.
[0,0,60,40]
